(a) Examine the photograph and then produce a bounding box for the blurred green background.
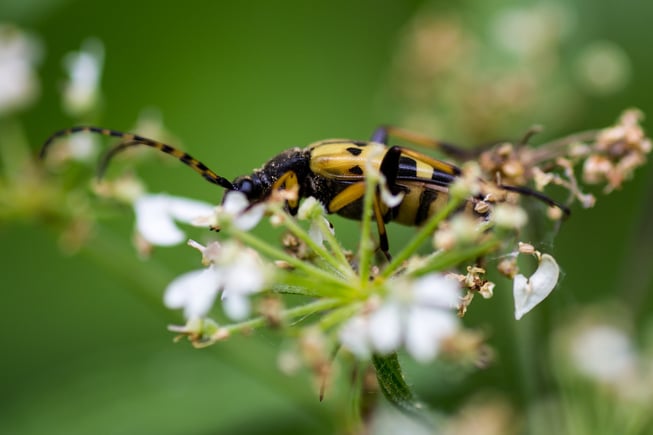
[1,0,653,434]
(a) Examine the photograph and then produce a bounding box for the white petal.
[308,221,324,246]
[166,196,215,226]
[405,308,458,363]
[234,203,265,231]
[339,316,372,359]
[135,194,185,246]
[411,274,461,309]
[222,251,266,294]
[134,194,215,246]
[297,196,324,220]
[222,191,249,214]
[368,303,403,355]
[221,292,251,321]
[219,191,265,231]
[514,254,560,320]
[164,268,220,319]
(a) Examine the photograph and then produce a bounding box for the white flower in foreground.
[62,38,104,115]
[213,191,265,231]
[513,253,560,320]
[297,197,332,245]
[134,193,215,246]
[164,241,270,320]
[0,24,41,114]
[339,274,461,363]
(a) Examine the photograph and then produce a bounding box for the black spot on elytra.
[348,165,364,175]
[346,146,363,156]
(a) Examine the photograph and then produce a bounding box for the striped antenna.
[40,126,234,190]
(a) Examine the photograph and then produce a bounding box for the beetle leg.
[373,196,391,260]
[327,182,366,213]
[271,170,300,214]
[328,181,392,260]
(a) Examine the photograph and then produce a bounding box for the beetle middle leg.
[328,181,392,261]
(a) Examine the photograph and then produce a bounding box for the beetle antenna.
[40,126,234,190]
[499,183,570,218]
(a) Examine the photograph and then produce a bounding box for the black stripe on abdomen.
[415,189,439,225]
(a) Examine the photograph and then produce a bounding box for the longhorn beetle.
[40,126,568,259]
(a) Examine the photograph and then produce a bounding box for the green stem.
[272,273,353,298]
[358,174,378,288]
[271,205,354,279]
[229,226,348,290]
[412,238,501,276]
[316,216,354,276]
[318,303,363,331]
[382,196,462,279]
[223,297,343,334]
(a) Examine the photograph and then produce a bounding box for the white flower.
[164,267,219,320]
[513,253,560,319]
[297,197,332,245]
[214,191,265,231]
[339,274,461,363]
[570,324,636,383]
[164,241,270,321]
[0,24,41,114]
[134,193,215,246]
[62,38,104,115]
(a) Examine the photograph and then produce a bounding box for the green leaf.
[372,353,432,423]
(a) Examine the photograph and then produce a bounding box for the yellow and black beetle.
[40,125,568,258]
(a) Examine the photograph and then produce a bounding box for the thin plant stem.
[223,297,343,334]
[381,196,463,279]
[270,205,354,279]
[316,216,354,276]
[318,303,363,331]
[358,176,377,289]
[229,226,349,290]
[412,238,500,276]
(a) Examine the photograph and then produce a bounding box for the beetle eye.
[237,179,254,196]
